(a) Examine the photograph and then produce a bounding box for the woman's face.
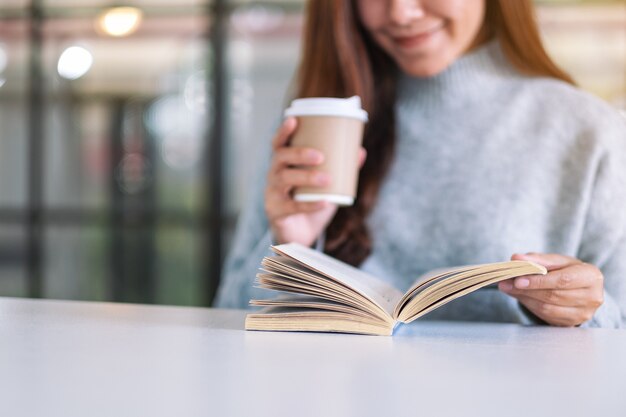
[356,0,487,77]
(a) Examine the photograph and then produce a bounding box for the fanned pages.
[245,243,547,336]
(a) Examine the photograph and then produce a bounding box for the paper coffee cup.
[284,96,368,206]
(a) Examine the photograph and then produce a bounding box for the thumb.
[511,252,581,271]
[272,117,298,150]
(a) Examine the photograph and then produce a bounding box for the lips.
[392,22,445,49]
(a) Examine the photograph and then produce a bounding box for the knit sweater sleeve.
[577,110,626,328]
[213,141,274,309]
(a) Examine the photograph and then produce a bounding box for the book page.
[395,261,546,322]
[392,265,477,318]
[272,243,403,317]
[250,295,382,320]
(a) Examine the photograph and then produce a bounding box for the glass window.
[0,1,216,305]
[225,2,302,218]
[41,10,210,212]
[155,225,202,306]
[44,225,108,300]
[0,20,29,208]
[0,226,27,297]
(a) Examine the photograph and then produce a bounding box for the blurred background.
[0,0,624,307]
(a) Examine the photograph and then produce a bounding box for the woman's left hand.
[498,253,604,327]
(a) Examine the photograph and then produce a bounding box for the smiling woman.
[356,0,487,76]
[216,0,626,329]
[293,0,576,268]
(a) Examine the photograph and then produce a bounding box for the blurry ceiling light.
[0,45,7,73]
[57,46,93,80]
[98,7,143,37]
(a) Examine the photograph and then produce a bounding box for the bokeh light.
[57,46,93,80]
[98,7,143,38]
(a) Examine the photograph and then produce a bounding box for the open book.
[245,243,547,336]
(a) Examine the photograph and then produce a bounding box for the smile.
[392,22,446,49]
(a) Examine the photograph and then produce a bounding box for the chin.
[399,59,451,78]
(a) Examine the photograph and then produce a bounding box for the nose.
[389,0,425,26]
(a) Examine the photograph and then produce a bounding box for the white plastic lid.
[284,96,368,122]
[294,193,354,206]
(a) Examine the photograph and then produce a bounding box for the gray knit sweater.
[215,41,626,329]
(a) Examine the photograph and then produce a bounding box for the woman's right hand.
[265,117,339,247]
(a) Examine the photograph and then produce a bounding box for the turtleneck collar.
[396,40,522,111]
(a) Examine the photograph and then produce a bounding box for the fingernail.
[499,281,513,292]
[314,173,331,185]
[515,278,530,289]
[306,150,323,163]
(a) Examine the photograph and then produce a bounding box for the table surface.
[1,297,625,417]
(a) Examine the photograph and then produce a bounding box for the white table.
[1,297,625,417]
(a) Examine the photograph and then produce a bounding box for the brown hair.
[295,0,574,266]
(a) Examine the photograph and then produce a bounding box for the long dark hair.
[295,0,574,266]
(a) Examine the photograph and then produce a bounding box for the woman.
[216,0,626,328]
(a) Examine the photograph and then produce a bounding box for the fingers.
[269,168,331,190]
[501,253,605,327]
[266,199,330,221]
[265,170,330,219]
[272,147,324,171]
[272,117,298,150]
[266,118,362,224]
[498,283,601,308]
[265,165,332,221]
[268,121,328,203]
[511,252,581,271]
[508,263,602,291]
[513,294,588,327]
